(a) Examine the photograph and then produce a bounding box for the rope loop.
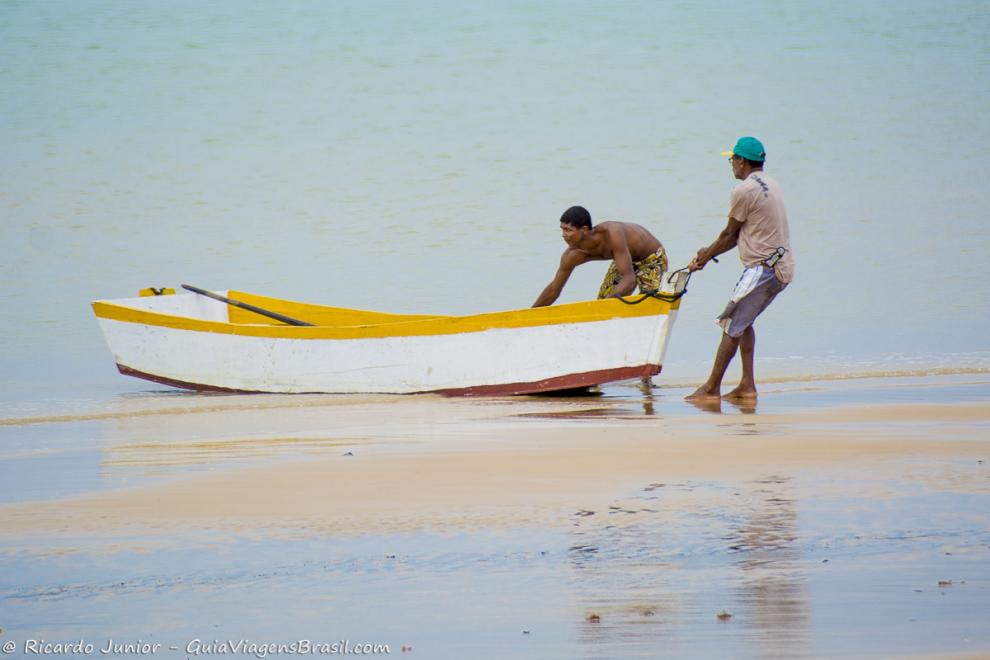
[615,267,692,305]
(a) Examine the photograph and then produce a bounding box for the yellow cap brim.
[721,150,735,157]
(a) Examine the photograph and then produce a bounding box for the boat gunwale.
[92,292,679,340]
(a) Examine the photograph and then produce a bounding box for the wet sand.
[1,375,988,658]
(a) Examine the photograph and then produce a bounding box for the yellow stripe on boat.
[225,290,444,326]
[92,293,678,340]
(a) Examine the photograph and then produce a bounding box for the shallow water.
[2,0,989,412]
[2,3,990,657]
[1,373,986,505]
[1,376,988,657]
[2,460,987,658]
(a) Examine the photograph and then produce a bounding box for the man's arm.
[689,218,743,271]
[533,250,588,307]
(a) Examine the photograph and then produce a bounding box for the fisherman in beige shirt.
[686,136,794,402]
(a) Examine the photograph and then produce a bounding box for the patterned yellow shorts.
[597,246,668,299]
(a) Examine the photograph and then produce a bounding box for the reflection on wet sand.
[102,435,361,472]
[565,475,810,657]
[685,397,724,415]
[515,389,672,420]
[730,476,811,658]
[684,397,757,415]
[517,407,627,420]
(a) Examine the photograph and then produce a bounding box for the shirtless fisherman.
[532,205,667,307]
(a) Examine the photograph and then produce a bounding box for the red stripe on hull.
[116,363,661,397]
[117,364,258,394]
[431,364,660,396]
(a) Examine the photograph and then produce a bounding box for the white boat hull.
[93,286,685,396]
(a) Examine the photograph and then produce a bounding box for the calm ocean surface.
[2,0,989,415]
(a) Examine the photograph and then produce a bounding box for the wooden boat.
[92,274,689,396]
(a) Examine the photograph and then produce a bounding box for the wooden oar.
[181,284,315,326]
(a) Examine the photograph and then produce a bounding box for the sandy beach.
[3,396,988,538]
[1,375,988,658]
[3,3,989,656]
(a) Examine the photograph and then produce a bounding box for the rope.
[615,267,692,305]
[615,290,685,304]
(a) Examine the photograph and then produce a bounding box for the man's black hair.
[560,205,592,229]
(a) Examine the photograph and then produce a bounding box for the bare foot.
[685,386,721,401]
[722,386,757,402]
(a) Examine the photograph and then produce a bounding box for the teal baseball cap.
[721,136,765,162]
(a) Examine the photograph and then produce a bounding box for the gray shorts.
[717,268,787,338]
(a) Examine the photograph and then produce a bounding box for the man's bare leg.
[724,326,757,401]
[686,332,740,400]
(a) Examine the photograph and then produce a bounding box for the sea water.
[2,0,989,415]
